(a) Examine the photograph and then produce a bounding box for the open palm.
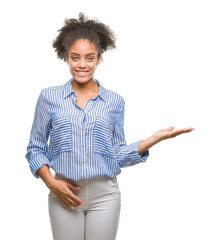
[154,126,195,141]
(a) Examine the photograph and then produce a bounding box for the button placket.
[81,111,86,180]
[85,99,94,112]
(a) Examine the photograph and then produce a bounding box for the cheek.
[89,66,97,75]
[90,62,98,70]
[68,64,77,76]
[69,63,77,70]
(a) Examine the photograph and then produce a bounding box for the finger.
[66,183,83,204]
[61,199,71,208]
[183,129,194,133]
[66,189,83,205]
[70,195,83,205]
[172,128,194,136]
[66,197,81,207]
[56,181,83,205]
[176,127,194,133]
[60,197,79,208]
[185,127,195,132]
[64,199,78,207]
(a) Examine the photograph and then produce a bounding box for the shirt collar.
[62,78,107,102]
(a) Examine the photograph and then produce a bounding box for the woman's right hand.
[36,165,83,208]
[48,178,83,208]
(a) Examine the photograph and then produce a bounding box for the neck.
[71,78,98,94]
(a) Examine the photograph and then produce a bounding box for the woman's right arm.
[36,165,83,207]
[26,89,83,208]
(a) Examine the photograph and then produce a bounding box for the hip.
[49,174,121,210]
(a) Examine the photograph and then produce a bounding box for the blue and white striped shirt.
[25,78,149,181]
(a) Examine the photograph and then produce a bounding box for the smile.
[76,71,89,76]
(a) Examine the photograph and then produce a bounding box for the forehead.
[69,39,98,54]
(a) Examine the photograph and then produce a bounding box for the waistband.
[54,173,117,187]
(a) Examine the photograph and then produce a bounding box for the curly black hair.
[52,12,116,62]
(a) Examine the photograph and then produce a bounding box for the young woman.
[25,12,194,240]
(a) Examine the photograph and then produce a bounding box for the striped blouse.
[25,78,149,181]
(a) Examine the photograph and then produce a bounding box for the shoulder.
[105,88,125,110]
[40,83,65,100]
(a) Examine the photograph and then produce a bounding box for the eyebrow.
[70,52,96,56]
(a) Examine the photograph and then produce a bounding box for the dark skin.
[37,38,194,208]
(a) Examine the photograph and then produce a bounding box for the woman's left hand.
[153,126,195,142]
[138,126,195,155]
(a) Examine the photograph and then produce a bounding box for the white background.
[0,0,217,239]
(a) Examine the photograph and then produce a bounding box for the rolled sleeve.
[26,152,50,178]
[112,101,149,168]
[25,89,51,178]
[122,140,149,167]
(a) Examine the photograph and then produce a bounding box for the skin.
[66,39,101,109]
[37,38,194,208]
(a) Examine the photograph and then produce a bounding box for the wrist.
[150,134,162,144]
[138,134,161,155]
[36,165,56,190]
[45,177,57,190]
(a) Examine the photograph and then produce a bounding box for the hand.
[153,126,195,142]
[48,179,83,208]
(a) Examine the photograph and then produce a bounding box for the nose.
[78,58,86,69]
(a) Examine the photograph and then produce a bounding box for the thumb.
[66,182,80,190]
[166,126,174,131]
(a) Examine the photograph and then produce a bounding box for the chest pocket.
[50,116,72,155]
[93,116,115,158]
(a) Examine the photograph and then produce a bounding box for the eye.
[87,57,94,61]
[71,57,79,61]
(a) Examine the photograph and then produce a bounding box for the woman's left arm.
[138,126,195,155]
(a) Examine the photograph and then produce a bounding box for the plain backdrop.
[0,0,217,239]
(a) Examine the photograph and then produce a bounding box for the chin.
[72,76,93,83]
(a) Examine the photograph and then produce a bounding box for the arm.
[25,90,83,207]
[112,101,149,167]
[25,89,51,177]
[138,126,195,155]
[112,101,194,163]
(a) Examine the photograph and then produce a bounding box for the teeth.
[77,71,88,76]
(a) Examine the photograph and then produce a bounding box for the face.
[66,39,101,84]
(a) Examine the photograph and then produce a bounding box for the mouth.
[75,70,89,77]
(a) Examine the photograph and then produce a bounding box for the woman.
[25,12,194,240]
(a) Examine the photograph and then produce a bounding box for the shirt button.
[82,144,84,147]
[83,177,86,180]
[82,160,85,163]
[81,127,84,130]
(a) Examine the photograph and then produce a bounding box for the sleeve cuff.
[127,140,149,162]
[26,153,50,178]
[119,140,149,168]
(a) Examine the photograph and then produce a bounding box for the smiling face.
[66,39,101,84]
